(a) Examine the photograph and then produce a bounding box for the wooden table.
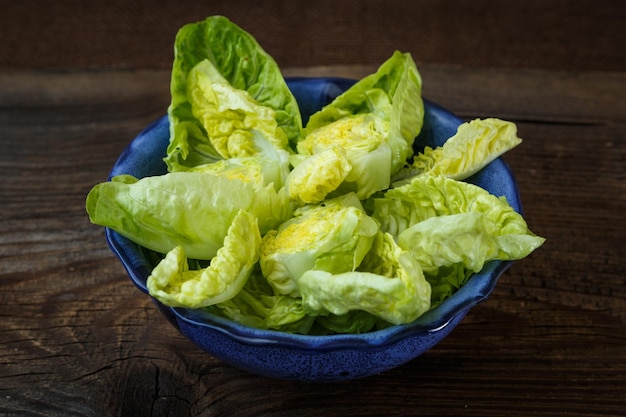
[1,64,624,417]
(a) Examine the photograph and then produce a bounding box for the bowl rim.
[105,76,521,351]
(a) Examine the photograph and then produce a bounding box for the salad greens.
[260,193,379,297]
[372,175,545,305]
[298,230,432,325]
[86,16,544,334]
[165,15,299,175]
[86,171,291,260]
[288,50,423,202]
[147,209,261,308]
[392,117,523,185]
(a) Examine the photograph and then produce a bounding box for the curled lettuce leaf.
[296,51,423,200]
[165,16,301,171]
[186,60,291,159]
[373,175,545,273]
[374,176,530,237]
[313,310,381,334]
[86,171,292,260]
[259,193,378,296]
[395,118,522,184]
[298,231,431,325]
[285,146,352,204]
[427,264,474,307]
[398,212,507,274]
[306,51,423,170]
[295,114,392,200]
[146,209,261,308]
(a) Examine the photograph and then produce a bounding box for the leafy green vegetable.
[426,264,474,307]
[259,193,378,297]
[298,231,431,325]
[206,270,316,333]
[372,175,545,299]
[85,16,545,334]
[290,51,424,201]
[306,51,423,170]
[285,146,352,204]
[165,15,301,172]
[394,118,522,184]
[292,114,392,201]
[146,209,261,308]
[312,310,381,334]
[86,171,291,260]
[189,155,288,190]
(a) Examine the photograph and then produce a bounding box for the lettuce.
[146,209,260,308]
[372,175,545,296]
[86,16,545,334]
[313,310,381,334]
[373,176,531,237]
[259,193,378,297]
[298,231,431,325]
[184,60,291,161]
[165,16,301,171]
[206,271,315,333]
[399,212,526,273]
[306,51,423,171]
[189,155,288,190]
[290,51,423,201]
[285,146,352,204]
[292,114,392,201]
[86,171,291,260]
[394,118,522,184]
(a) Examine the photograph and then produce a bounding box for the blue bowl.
[105,77,521,382]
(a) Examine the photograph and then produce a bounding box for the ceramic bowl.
[105,77,522,382]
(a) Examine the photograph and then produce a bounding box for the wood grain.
[2,0,625,73]
[0,65,624,417]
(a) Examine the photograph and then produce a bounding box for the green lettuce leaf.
[298,231,431,325]
[165,15,301,171]
[86,171,292,260]
[185,60,292,159]
[312,310,381,334]
[295,51,423,200]
[372,175,545,275]
[394,118,522,184]
[146,209,260,308]
[259,193,378,297]
[294,114,392,201]
[306,51,423,167]
[426,264,474,307]
[285,146,352,204]
[398,212,508,273]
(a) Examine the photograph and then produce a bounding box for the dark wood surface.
[0,63,624,416]
[2,0,625,73]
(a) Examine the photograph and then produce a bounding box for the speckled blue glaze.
[105,77,522,382]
